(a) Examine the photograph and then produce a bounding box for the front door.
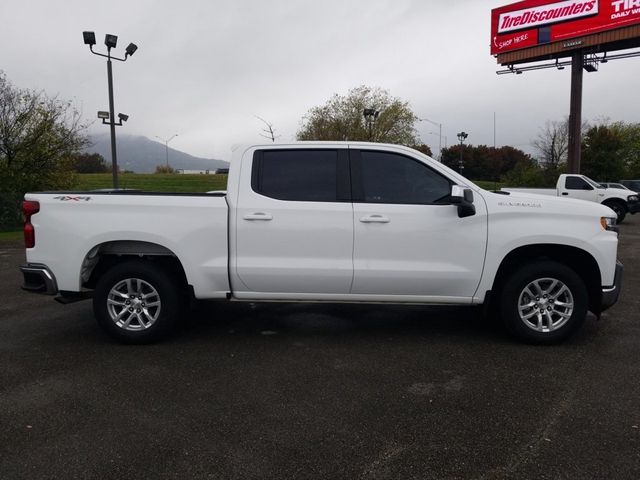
[350,149,487,301]
[561,176,597,201]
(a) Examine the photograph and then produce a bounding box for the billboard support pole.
[567,50,583,174]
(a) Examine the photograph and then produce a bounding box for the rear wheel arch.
[81,240,189,290]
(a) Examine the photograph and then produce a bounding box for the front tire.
[93,260,182,343]
[499,260,588,344]
[603,200,627,224]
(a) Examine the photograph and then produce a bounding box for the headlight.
[627,194,639,202]
[600,217,618,233]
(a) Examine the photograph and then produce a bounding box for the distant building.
[176,169,212,175]
[176,168,229,175]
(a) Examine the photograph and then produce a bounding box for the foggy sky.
[1,0,638,162]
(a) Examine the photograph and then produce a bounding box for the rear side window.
[252,150,339,202]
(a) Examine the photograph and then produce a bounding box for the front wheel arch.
[490,244,601,316]
[602,200,627,224]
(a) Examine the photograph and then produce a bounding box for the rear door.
[232,147,354,296]
[350,148,487,300]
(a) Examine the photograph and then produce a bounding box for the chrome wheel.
[518,277,574,333]
[106,278,161,331]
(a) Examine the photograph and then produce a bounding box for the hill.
[85,133,229,173]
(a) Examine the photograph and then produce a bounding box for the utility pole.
[156,134,178,167]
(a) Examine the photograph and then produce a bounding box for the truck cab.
[557,174,640,223]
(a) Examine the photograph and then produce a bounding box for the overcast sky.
[1,0,639,162]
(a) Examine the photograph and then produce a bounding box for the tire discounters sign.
[491,0,640,55]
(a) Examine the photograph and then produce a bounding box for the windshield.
[584,176,602,188]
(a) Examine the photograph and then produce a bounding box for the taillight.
[22,200,40,248]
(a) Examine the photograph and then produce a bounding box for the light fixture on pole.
[97,111,129,125]
[363,108,380,141]
[155,134,179,168]
[418,117,443,160]
[583,53,599,72]
[83,31,138,189]
[457,131,468,173]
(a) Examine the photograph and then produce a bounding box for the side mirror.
[451,185,476,218]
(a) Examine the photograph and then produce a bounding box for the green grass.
[75,173,228,193]
[473,180,505,191]
[74,174,503,193]
[0,230,22,242]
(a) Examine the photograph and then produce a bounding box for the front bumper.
[601,261,623,312]
[20,263,58,295]
[628,199,640,214]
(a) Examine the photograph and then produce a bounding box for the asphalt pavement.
[1,217,639,479]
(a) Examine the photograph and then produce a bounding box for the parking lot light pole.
[83,31,138,189]
[363,108,380,141]
[419,117,443,160]
[457,131,468,173]
[155,134,179,168]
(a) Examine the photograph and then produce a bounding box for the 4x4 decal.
[53,196,92,202]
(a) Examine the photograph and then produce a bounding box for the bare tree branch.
[255,115,280,142]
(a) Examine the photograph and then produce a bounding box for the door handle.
[561,192,569,196]
[359,214,390,223]
[243,212,273,221]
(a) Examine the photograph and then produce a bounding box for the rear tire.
[499,260,588,344]
[93,260,183,344]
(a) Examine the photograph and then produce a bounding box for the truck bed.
[501,188,557,196]
[24,191,230,298]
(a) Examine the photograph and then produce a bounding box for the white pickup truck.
[20,142,622,344]
[502,174,640,223]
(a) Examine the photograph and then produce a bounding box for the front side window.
[358,151,451,204]
[252,150,338,202]
[565,176,592,190]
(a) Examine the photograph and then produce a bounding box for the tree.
[411,144,433,157]
[155,164,176,174]
[618,122,640,178]
[440,144,533,181]
[500,159,548,187]
[0,72,88,227]
[256,116,280,142]
[581,123,626,181]
[71,153,109,173]
[296,85,419,145]
[532,119,569,169]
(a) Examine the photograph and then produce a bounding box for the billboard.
[491,0,640,55]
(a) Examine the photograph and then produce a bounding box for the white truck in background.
[502,174,640,223]
[20,142,622,345]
